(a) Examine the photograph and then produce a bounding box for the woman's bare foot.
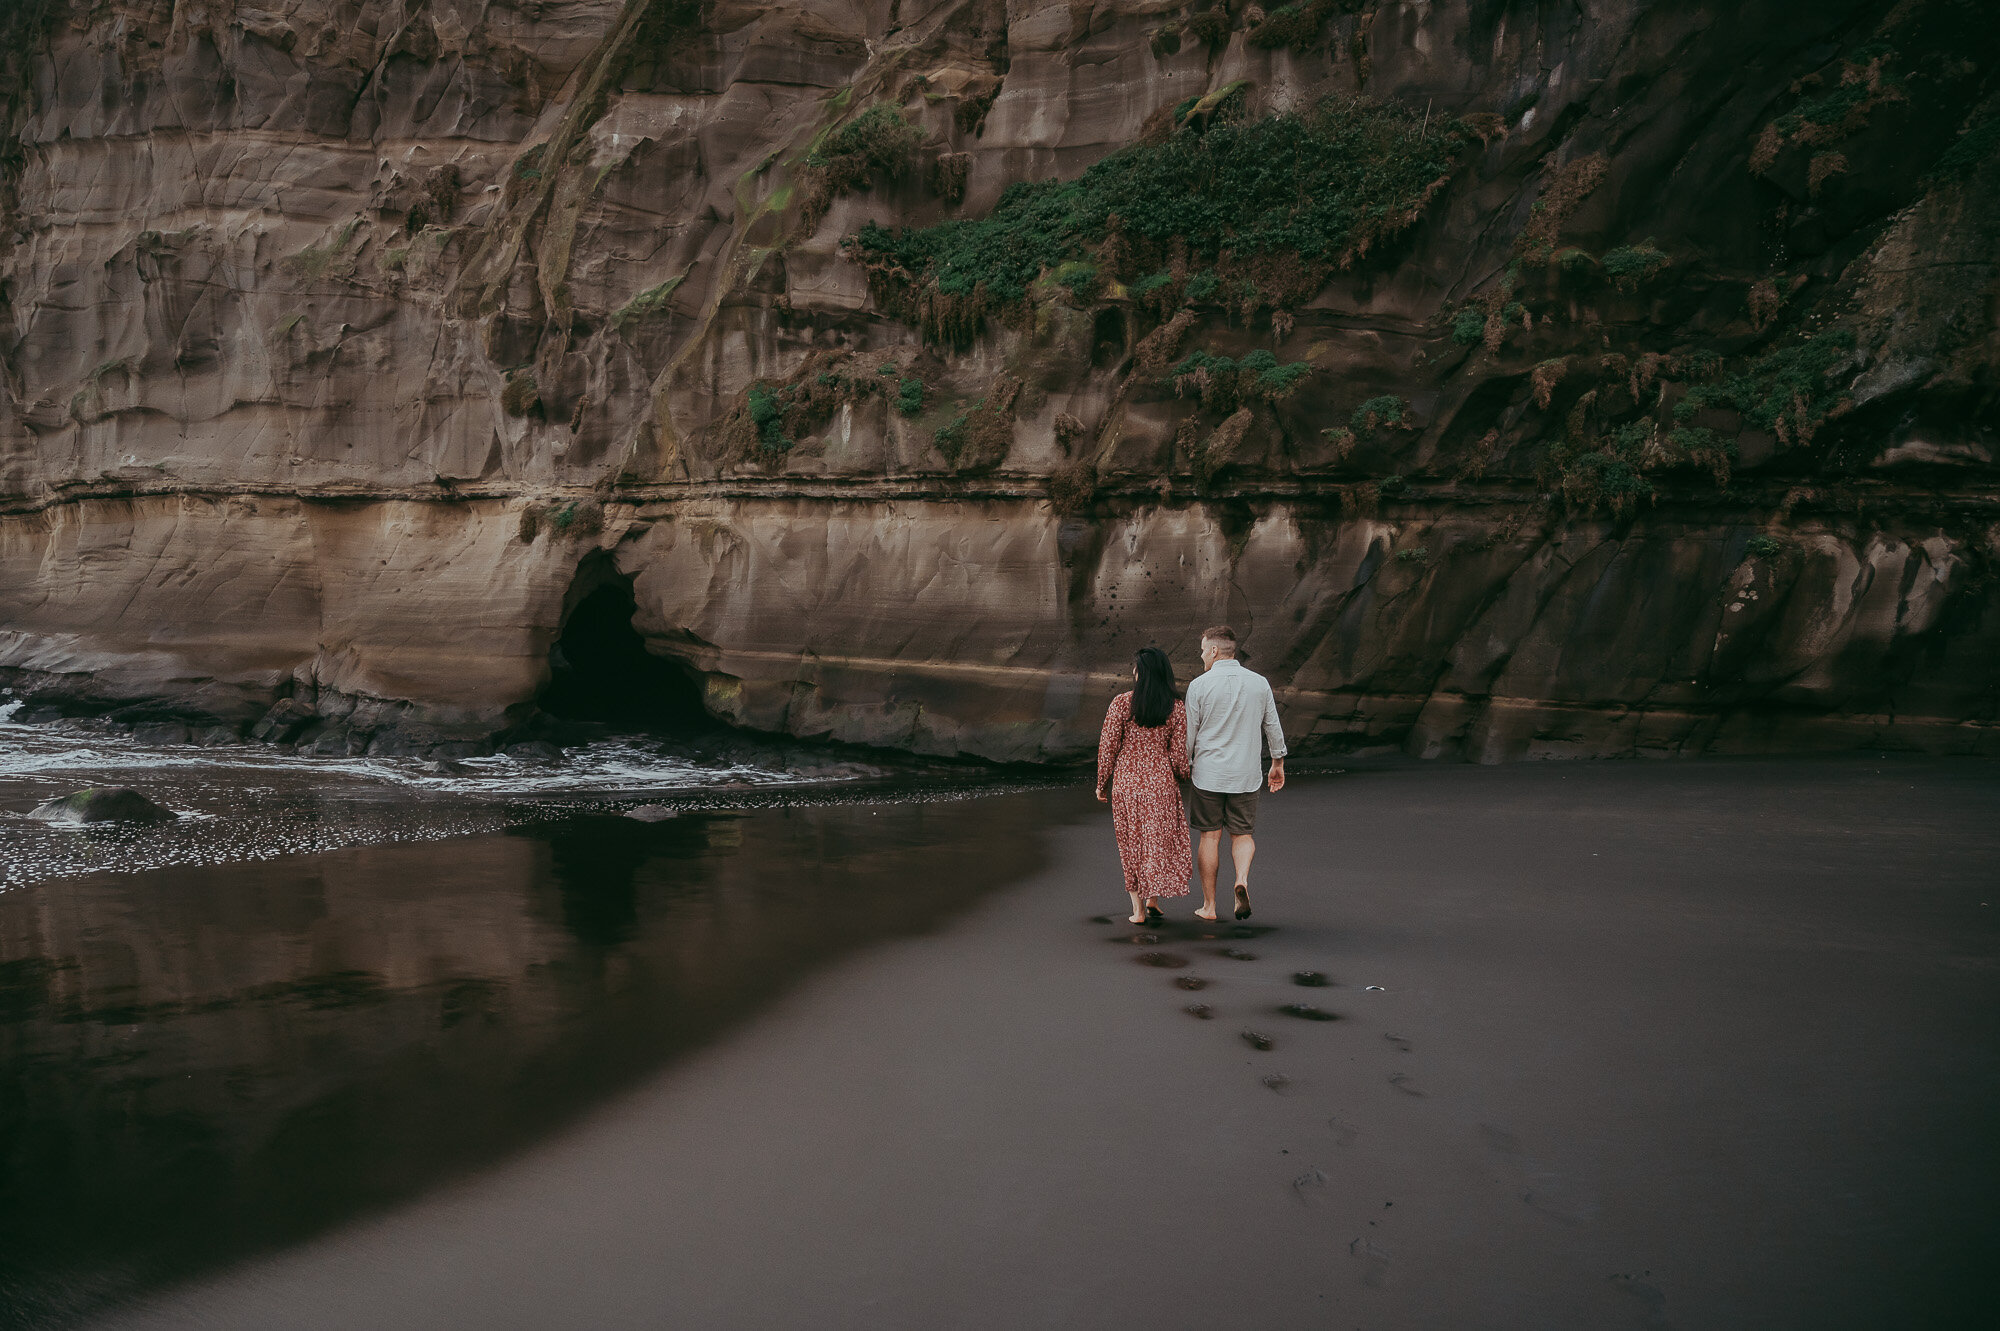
[1127,913,1147,924]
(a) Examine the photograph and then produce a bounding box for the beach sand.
[32,758,2000,1329]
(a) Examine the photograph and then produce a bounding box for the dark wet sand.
[50,760,2000,1328]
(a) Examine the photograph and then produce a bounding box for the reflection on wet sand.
[0,793,1075,1328]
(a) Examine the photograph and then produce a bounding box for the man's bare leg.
[1195,830,1223,919]
[1230,833,1257,918]
[1230,833,1256,889]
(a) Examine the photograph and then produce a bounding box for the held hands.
[1267,759,1286,793]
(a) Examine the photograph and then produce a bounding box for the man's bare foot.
[1234,884,1253,920]
[1194,906,1219,921]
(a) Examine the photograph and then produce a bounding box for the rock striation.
[1,0,1996,761]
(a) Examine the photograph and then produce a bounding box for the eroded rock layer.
[2,0,1996,760]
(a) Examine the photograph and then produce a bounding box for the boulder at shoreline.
[29,788,179,825]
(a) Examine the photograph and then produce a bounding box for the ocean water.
[0,688,1078,1326]
[0,778,1077,1329]
[0,698,924,890]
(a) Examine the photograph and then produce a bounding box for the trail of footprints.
[1090,916,1629,1300]
[1089,912,1362,1067]
[1089,912,1435,1293]
[1088,916,1420,1108]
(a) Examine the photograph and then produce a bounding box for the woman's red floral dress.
[1096,692,1193,900]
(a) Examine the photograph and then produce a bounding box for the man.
[1183,625,1286,921]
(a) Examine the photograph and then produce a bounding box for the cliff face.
[2,0,1996,761]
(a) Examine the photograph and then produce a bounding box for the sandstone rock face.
[1,0,1996,761]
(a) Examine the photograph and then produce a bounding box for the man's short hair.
[1201,625,1238,656]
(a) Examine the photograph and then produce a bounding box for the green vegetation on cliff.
[1548,420,1658,518]
[609,276,683,333]
[1166,349,1313,414]
[720,357,942,459]
[931,377,1021,470]
[1248,1,1358,53]
[1601,240,1669,291]
[1676,329,1856,447]
[808,105,923,179]
[748,383,792,451]
[800,104,925,229]
[1351,395,1406,433]
[1920,115,2000,183]
[1927,115,2000,184]
[850,96,1469,345]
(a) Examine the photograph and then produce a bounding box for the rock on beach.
[28,788,179,825]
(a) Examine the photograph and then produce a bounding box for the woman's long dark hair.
[1130,647,1177,728]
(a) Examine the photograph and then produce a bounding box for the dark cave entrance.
[541,555,709,732]
[1090,308,1127,368]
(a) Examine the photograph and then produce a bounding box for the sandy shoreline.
[42,757,1991,1330]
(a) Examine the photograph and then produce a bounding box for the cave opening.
[1090,308,1127,368]
[541,556,709,732]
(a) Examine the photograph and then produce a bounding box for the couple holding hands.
[1095,626,1287,926]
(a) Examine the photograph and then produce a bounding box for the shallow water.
[0,698,1071,1323]
[0,701,1024,891]
[0,788,1078,1328]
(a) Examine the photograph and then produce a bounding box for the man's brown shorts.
[1188,785,1259,834]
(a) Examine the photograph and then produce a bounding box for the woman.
[1096,646,1194,924]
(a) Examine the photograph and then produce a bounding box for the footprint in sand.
[1480,1125,1602,1228]
[1523,1176,1599,1226]
[1610,1272,1669,1328]
[1291,1165,1326,1198]
[1183,1003,1214,1020]
[1219,947,1258,960]
[1241,1029,1274,1051]
[1347,1236,1391,1288]
[1128,932,1161,944]
[1328,1116,1360,1147]
[1135,952,1189,969]
[1383,1033,1413,1053]
[1175,975,1208,990]
[1278,1003,1340,1021]
[1261,1072,1293,1093]
[1292,970,1330,987]
[1088,915,1115,924]
[1388,1072,1425,1097]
